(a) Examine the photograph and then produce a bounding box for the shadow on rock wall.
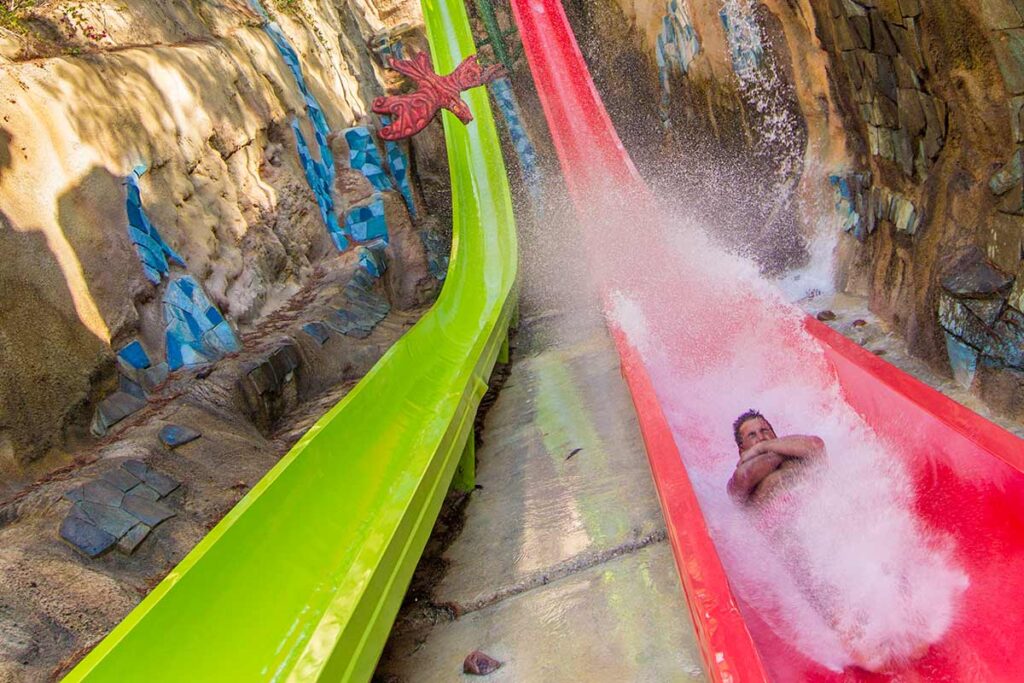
[0,211,109,485]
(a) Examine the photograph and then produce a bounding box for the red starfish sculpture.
[371,51,506,141]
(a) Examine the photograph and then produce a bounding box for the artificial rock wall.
[0,0,444,478]
[581,0,1024,418]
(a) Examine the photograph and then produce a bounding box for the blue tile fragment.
[358,240,388,278]
[378,119,417,218]
[945,332,979,389]
[165,334,184,372]
[302,322,331,345]
[124,168,186,285]
[205,306,224,326]
[720,2,763,81]
[344,127,393,192]
[245,0,343,251]
[117,341,151,370]
[489,78,541,200]
[655,0,701,127]
[344,194,389,242]
[293,120,346,250]
[158,424,202,449]
[163,276,239,371]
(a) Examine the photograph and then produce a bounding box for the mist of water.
[602,210,968,672]
[510,1,968,668]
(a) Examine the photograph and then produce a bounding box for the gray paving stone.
[81,480,125,507]
[117,523,152,555]
[79,501,139,539]
[139,362,170,392]
[125,483,161,501]
[141,469,180,498]
[92,391,147,435]
[122,495,175,527]
[123,459,149,479]
[60,516,117,558]
[63,486,84,503]
[102,467,141,492]
[119,374,146,400]
[942,249,1014,295]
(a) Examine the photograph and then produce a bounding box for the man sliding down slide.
[726,410,934,672]
[728,409,824,504]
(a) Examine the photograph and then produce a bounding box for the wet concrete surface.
[376,306,706,681]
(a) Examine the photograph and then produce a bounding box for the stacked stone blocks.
[60,460,180,558]
[822,0,945,178]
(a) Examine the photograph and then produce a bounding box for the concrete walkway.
[377,306,706,681]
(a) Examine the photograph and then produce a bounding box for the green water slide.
[67,1,516,679]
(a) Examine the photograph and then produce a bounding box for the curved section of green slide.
[67,2,517,680]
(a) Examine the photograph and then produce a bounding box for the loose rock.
[463,650,502,675]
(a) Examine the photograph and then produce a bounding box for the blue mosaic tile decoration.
[489,77,541,200]
[357,239,388,278]
[828,174,864,240]
[385,139,416,217]
[828,173,918,241]
[125,166,186,284]
[377,116,417,218]
[655,0,700,127]
[344,194,389,243]
[247,0,345,250]
[343,127,393,192]
[162,276,240,371]
[719,1,763,81]
[293,120,348,250]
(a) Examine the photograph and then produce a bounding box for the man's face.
[737,417,776,456]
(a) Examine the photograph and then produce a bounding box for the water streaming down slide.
[507,0,1024,680]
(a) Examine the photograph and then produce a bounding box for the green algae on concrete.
[435,329,669,608]
[379,309,706,680]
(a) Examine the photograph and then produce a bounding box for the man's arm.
[742,435,825,462]
[728,451,785,502]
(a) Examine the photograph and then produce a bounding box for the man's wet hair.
[733,409,773,447]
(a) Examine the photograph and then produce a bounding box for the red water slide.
[507,0,1024,680]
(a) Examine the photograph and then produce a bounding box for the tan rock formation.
[0,0,443,477]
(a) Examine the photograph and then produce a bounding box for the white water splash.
[608,213,968,672]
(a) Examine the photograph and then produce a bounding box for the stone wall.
[0,0,446,479]
[579,0,1024,419]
